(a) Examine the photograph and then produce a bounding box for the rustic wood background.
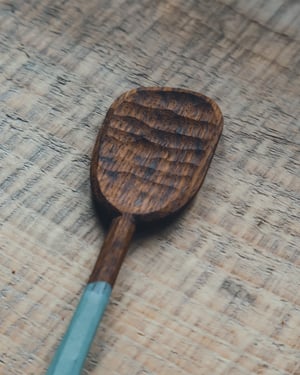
[0,0,299,374]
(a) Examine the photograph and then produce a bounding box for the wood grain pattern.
[91,87,223,220]
[0,0,299,374]
[88,214,135,286]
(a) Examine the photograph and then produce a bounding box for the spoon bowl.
[91,87,223,221]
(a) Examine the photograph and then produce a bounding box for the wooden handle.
[47,215,135,374]
[88,213,136,286]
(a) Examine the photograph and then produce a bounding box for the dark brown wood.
[88,213,135,285]
[90,87,223,286]
[91,87,223,221]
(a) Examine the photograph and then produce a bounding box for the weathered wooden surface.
[0,0,299,374]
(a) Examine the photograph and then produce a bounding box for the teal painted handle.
[46,281,112,375]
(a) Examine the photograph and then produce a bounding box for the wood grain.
[91,87,223,220]
[0,0,299,374]
[88,214,135,286]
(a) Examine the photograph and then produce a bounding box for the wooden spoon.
[46,87,223,375]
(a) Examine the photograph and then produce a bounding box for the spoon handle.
[46,214,135,374]
[46,282,111,375]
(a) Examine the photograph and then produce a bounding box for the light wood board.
[0,0,299,374]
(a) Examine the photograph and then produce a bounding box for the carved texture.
[91,87,223,220]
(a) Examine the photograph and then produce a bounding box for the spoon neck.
[88,213,136,287]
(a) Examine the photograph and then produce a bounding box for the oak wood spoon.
[46,87,223,374]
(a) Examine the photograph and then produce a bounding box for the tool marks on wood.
[91,87,223,220]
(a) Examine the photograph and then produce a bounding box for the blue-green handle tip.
[46,281,112,375]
